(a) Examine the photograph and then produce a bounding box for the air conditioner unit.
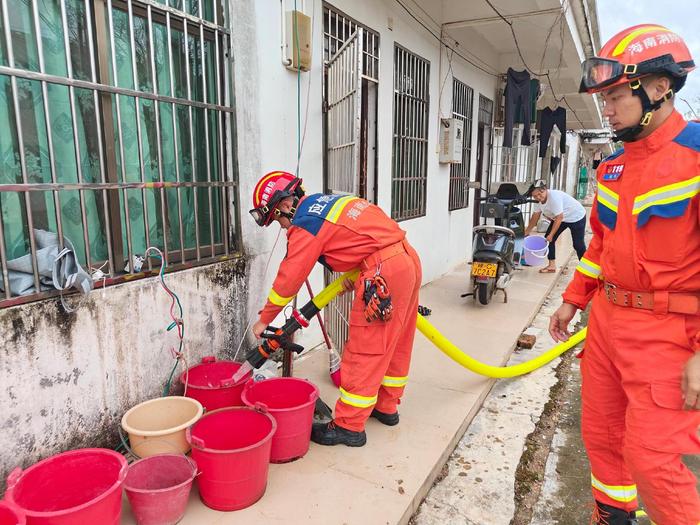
[284,10,312,72]
[439,118,464,164]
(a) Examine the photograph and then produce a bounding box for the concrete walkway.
[122,236,574,525]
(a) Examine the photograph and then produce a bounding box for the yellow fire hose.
[315,270,586,378]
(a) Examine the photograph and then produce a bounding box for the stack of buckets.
[1,356,319,525]
[121,355,319,515]
[184,356,319,510]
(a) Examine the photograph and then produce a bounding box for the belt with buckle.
[602,281,700,315]
[361,239,409,270]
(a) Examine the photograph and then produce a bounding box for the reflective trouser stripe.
[268,288,295,307]
[381,375,408,387]
[339,387,377,408]
[591,474,637,503]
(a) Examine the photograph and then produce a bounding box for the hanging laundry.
[538,106,567,158]
[549,156,561,174]
[503,68,532,148]
[516,79,541,125]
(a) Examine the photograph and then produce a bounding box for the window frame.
[448,77,474,211]
[391,43,430,222]
[0,0,238,309]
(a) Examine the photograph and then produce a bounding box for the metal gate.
[322,29,364,351]
[325,30,363,195]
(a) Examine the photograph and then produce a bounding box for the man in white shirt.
[524,179,587,273]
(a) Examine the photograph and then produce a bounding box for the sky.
[596,0,700,117]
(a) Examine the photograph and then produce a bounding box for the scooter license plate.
[471,262,498,278]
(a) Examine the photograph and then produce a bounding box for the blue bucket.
[523,236,549,266]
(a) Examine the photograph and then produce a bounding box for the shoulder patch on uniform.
[672,121,700,152]
[292,193,324,236]
[602,148,624,162]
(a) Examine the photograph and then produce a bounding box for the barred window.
[391,44,429,221]
[448,78,473,211]
[0,0,236,307]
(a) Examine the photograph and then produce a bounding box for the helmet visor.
[580,58,624,92]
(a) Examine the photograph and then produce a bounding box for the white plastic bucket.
[523,236,549,266]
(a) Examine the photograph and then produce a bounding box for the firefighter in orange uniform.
[249,172,422,447]
[549,25,700,525]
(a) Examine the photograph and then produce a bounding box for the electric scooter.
[463,182,535,305]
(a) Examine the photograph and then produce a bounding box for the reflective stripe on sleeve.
[576,257,602,279]
[268,288,295,307]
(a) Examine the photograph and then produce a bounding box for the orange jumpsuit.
[562,111,700,524]
[259,194,422,431]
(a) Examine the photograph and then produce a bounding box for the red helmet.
[580,24,695,94]
[249,171,304,226]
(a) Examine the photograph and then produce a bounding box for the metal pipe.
[127,0,152,271]
[0,66,234,113]
[0,181,237,192]
[183,18,201,260]
[148,4,170,266]
[215,30,228,255]
[166,11,187,264]
[200,24,215,257]
[85,0,115,275]
[31,0,66,252]
[1,16,41,292]
[60,0,93,272]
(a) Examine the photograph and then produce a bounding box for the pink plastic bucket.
[242,378,319,463]
[182,356,251,411]
[187,407,276,511]
[0,501,25,525]
[4,448,127,525]
[124,454,197,525]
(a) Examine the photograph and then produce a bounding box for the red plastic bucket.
[0,501,25,525]
[124,454,197,525]
[241,378,319,463]
[182,356,251,411]
[4,448,127,525]
[186,407,276,511]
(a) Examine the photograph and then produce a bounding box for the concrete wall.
[0,0,501,485]
[0,258,248,490]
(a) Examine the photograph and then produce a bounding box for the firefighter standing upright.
[249,172,422,447]
[549,25,700,525]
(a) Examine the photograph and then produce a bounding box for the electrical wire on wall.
[142,246,189,398]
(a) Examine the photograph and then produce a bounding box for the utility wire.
[680,96,699,119]
[394,0,499,78]
[483,0,586,128]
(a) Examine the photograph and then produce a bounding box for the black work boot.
[592,502,639,525]
[311,420,366,447]
[370,408,400,426]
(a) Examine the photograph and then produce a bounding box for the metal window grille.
[322,3,379,82]
[478,94,493,127]
[0,0,236,307]
[489,126,539,225]
[448,78,473,211]
[391,44,429,221]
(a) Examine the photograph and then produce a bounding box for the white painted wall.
[236,0,498,308]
